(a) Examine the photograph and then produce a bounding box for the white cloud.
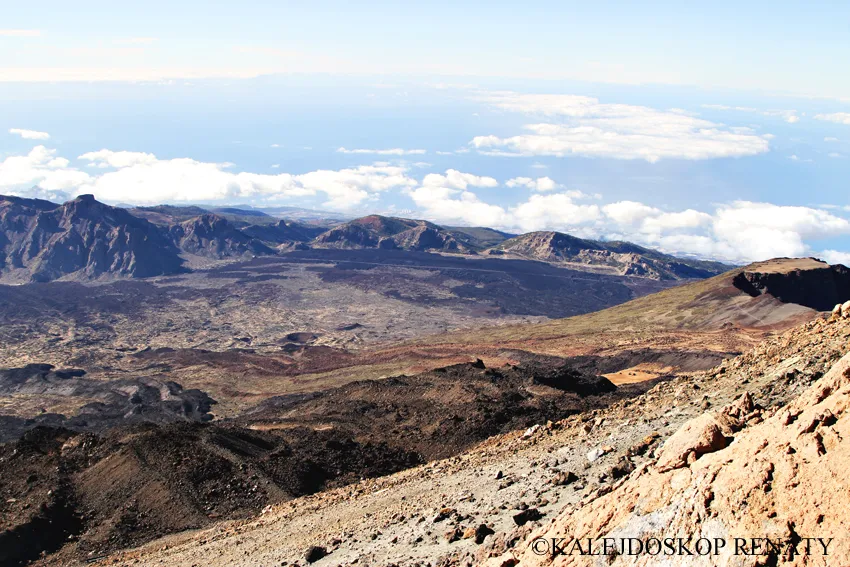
[0,145,418,210]
[710,201,850,261]
[421,169,498,190]
[337,147,427,156]
[409,185,850,264]
[87,159,415,209]
[505,176,561,192]
[9,128,50,140]
[79,149,157,168]
[829,153,844,158]
[408,185,508,227]
[407,168,508,226]
[0,146,91,198]
[825,137,840,142]
[0,29,41,37]
[471,92,770,162]
[820,250,850,266]
[510,193,602,233]
[815,112,850,125]
[602,201,660,226]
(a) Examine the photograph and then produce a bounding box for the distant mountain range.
[0,194,736,283]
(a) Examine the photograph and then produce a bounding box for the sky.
[2,1,850,264]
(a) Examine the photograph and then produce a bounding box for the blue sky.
[2,2,850,264]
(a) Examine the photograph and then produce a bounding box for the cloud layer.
[471,92,771,162]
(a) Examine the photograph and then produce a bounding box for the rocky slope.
[0,194,186,283]
[313,215,468,253]
[167,214,275,259]
[68,311,850,567]
[0,357,656,565]
[490,231,730,280]
[510,318,850,566]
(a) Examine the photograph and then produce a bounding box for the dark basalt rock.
[732,261,850,311]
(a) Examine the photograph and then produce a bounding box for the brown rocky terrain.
[0,258,843,433]
[0,247,682,421]
[508,319,850,566]
[51,305,850,567]
[1,245,848,566]
[0,357,658,565]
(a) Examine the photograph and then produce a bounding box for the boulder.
[842,300,850,318]
[512,508,543,526]
[655,413,727,472]
[303,545,328,563]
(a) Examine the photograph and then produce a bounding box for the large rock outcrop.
[510,346,850,566]
[167,214,275,258]
[733,257,850,311]
[0,194,186,282]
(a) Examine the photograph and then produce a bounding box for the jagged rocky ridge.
[167,214,276,258]
[313,215,468,253]
[0,195,318,282]
[490,231,731,280]
[0,194,186,282]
